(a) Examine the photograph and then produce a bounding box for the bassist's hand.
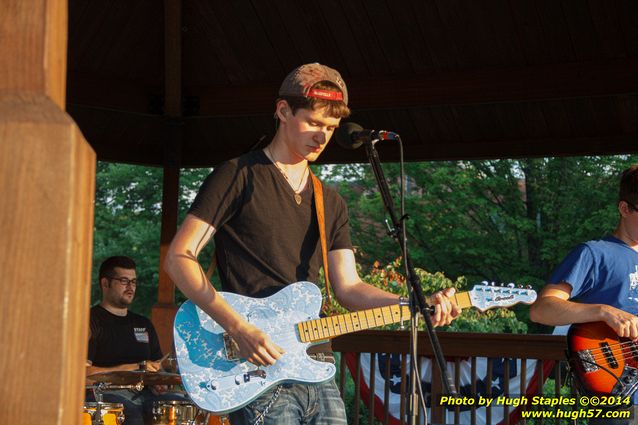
[600,305,638,339]
[230,322,285,366]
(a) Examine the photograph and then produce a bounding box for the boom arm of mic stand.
[364,141,458,398]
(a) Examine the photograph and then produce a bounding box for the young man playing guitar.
[531,165,638,424]
[165,63,461,424]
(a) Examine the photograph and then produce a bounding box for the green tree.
[93,155,638,331]
[326,156,638,331]
[92,163,212,315]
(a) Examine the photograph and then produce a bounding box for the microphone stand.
[363,140,457,425]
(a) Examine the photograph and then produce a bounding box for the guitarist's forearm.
[530,296,606,326]
[166,252,247,333]
[334,280,400,311]
[165,240,248,335]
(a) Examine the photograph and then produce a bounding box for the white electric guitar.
[173,281,536,414]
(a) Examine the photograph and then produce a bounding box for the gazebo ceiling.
[66,0,638,167]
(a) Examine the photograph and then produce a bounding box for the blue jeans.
[228,380,347,425]
[87,388,189,425]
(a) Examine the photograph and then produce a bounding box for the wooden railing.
[332,330,569,425]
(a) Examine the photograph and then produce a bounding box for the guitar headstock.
[468,281,537,311]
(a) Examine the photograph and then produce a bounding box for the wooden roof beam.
[67,59,638,116]
[318,134,638,163]
[193,59,638,116]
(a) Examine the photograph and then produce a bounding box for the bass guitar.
[567,321,638,397]
[174,280,536,414]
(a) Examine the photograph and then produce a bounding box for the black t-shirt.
[87,305,162,367]
[189,149,352,298]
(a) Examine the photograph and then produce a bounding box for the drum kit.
[85,368,229,425]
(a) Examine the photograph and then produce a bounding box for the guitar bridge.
[577,349,599,373]
[206,369,267,391]
[223,333,241,361]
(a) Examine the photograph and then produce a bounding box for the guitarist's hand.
[431,288,462,327]
[600,305,638,339]
[231,322,285,366]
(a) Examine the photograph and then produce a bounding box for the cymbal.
[88,370,182,386]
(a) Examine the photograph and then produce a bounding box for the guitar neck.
[297,291,472,343]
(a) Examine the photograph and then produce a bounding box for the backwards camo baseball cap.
[278,63,348,105]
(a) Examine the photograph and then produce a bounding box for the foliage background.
[92,155,638,334]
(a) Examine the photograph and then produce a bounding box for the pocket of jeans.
[246,385,285,413]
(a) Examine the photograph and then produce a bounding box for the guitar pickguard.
[173,282,336,414]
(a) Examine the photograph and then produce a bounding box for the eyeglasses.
[109,276,138,287]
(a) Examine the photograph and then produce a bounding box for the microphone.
[335,122,399,150]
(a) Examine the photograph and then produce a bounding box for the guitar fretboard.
[297,291,472,343]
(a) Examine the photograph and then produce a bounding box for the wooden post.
[153,165,180,355]
[430,356,445,423]
[151,0,182,355]
[0,1,95,424]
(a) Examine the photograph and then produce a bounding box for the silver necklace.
[266,146,308,205]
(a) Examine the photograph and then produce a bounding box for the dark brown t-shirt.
[189,150,352,298]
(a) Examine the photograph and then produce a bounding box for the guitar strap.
[205,250,217,281]
[310,170,334,312]
[205,168,334,312]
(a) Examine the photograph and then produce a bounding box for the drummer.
[86,256,185,425]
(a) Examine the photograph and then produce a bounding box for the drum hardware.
[152,400,199,424]
[84,382,144,424]
[151,401,230,425]
[82,402,125,425]
[87,382,145,400]
[88,369,182,386]
[199,411,232,425]
[86,370,230,424]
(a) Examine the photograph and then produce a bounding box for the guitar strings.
[579,340,638,362]
[581,345,638,356]
[228,313,388,343]
[245,295,521,343]
[582,339,636,353]
[576,350,636,365]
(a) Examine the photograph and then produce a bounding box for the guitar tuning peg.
[507,283,515,288]
[526,285,533,289]
[518,284,524,288]
[481,280,488,285]
[490,282,496,286]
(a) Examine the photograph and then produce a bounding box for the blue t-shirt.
[549,236,638,402]
[549,235,638,315]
